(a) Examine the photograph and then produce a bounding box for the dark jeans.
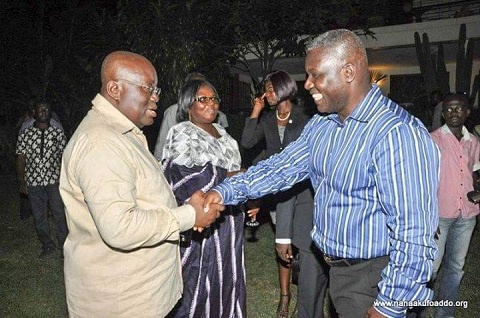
[329,255,389,318]
[28,184,68,251]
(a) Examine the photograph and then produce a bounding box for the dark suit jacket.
[241,107,315,251]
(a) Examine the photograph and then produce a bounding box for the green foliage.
[216,0,382,92]
[0,0,382,169]
[116,0,234,105]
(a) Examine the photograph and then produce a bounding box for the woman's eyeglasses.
[194,96,221,104]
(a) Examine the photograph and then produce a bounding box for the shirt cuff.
[173,204,196,232]
[374,294,408,318]
[275,238,292,244]
[213,184,230,204]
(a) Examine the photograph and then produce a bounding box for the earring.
[188,112,192,121]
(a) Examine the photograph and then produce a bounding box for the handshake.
[189,190,225,232]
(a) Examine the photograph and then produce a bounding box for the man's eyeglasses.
[194,96,221,104]
[117,78,161,97]
[443,106,468,114]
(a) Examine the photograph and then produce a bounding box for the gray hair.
[306,29,367,65]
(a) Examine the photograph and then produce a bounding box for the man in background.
[16,100,68,259]
[429,92,480,317]
[16,99,64,221]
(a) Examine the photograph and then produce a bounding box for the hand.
[247,207,259,220]
[204,190,224,214]
[365,306,387,318]
[250,93,266,118]
[246,199,260,209]
[189,191,223,231]
[467,190,480,204]
[275,243,293,263]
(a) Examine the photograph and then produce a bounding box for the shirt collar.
[440,124,471,141]
[91,94,140,135]
[327,84,381,124]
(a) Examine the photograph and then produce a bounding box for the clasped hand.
[189,190,225,232]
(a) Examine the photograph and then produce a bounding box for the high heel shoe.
[276,293,290,318]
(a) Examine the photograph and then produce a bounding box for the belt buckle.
[323,254,337,266]
[323,254,359,267]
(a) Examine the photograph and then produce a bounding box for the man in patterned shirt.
[16,100,68,259]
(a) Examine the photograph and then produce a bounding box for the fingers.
[213,203,226,212]
[278,252,290,263]
[193,226,204,233]
[275,244,293,263]
[252,94,266,108]
[203,191,223,213]
[247,207,260,219]
[193,191,226,230]
[191,190,206,201]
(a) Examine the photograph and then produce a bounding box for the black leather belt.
[323,254,366,267]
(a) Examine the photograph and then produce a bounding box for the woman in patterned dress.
[162,79,250,318]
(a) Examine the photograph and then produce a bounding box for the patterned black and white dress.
[162,121,246,318]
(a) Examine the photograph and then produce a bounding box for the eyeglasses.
[442,106,468,114]
[117,78,161,97]
[194,96,221,104]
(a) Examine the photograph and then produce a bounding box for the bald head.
[99,51,159,128]
[101,51,156,93]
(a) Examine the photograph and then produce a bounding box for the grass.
[0,174,479,317]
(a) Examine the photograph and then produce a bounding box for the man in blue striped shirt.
[205,29,440,318]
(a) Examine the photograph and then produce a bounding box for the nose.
[150,92,159,103]
[304,76,313,91]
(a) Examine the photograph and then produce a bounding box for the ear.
[106,80,121,101]
[342,63,355,83]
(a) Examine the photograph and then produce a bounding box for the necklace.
[276,110,291,121]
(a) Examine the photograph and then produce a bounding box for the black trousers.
[329,255,389,318]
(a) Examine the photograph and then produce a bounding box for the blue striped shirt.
[215,85,440,317]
